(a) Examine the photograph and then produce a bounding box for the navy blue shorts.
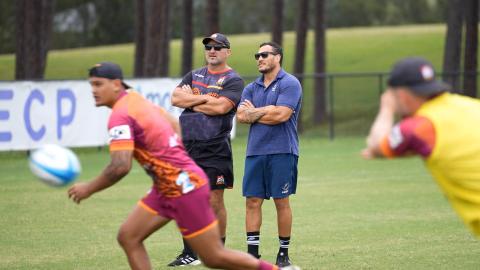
[242,154,298,199]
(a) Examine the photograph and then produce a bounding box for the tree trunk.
[293,0,309,83]
[158,0,170,77]
[442,0,464,91]
[144,0,160,76]
[15,0,54,80]
[313,0,327,124]
[134,0,146,77]
[271,0,284,46]
[293,0,309,132]
[39,0,53,77]
[205,0,219,34]
[15,0,26,79]
[144,0,170,77]
[463,0,478,97]
[181,0,193,76]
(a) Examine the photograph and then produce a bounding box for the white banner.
[0,78,184,151]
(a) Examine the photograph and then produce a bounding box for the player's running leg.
[167,189,228,267]
[117,204,170,270]
[185,222,280,270]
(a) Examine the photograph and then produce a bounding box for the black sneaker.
[167,252,201,267]
[276,252,292,267]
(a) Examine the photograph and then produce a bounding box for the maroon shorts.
[139,184,217,238]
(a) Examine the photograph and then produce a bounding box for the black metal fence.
[243,71,479,139]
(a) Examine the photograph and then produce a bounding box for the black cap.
[202,33,230,48]
[388,57,450,96]
[88,62,131,89]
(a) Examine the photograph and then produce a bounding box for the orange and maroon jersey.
[108,91,207,197]
[380,116,436,158]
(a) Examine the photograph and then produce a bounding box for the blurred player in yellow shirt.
[363,57,480,237]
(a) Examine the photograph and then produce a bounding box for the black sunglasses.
[254,51,277,60]
[204,44,227,51]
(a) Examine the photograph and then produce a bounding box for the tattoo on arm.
[102,151,132,183]
[246,108,266,123]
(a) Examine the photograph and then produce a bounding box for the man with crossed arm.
[237,42,302,267]
[169,33,244,266]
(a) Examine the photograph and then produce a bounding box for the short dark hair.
[259,41,283,65]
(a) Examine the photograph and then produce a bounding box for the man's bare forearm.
[87,153,131,194]
[237,107,267,124]
[246,108,267,123]
[192,96,233,116]
[171,90,208,108]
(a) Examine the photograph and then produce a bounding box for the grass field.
[1,24,479,268]
[1,137,479,270]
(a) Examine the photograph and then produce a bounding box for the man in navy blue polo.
[236,41,302,267]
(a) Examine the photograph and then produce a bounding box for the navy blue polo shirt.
[241,69,302,157]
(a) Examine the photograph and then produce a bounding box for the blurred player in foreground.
[363,57,480,237]
[68,62,300,270]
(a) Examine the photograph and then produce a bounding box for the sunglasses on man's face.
[204,44,227,51]
[254,52,277,60]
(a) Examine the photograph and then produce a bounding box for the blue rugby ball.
[29,144,81,186]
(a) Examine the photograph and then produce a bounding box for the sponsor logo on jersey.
[216,76,226,86]
[272,83,278,92]
[192,87,201,95]
[216,175,225,185]
[193,73,204,78]
[108,125,131,142]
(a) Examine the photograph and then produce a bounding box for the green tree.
[91,0,134,45]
